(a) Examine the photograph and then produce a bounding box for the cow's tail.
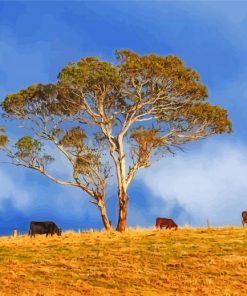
[28,229,31,236]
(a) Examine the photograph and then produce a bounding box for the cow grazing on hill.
[242,211,247,227]
[155,217,178,230]
[29,221,62,238]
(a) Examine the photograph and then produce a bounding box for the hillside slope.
[0,227,247,295]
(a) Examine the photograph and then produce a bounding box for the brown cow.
[242,211,247,227]
[155,217,178,230]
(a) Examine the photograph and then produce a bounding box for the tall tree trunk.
[116,187,128,232]
[98,200,112,231]
[115,135,129,232]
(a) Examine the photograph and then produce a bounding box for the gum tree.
[0,50,231,231]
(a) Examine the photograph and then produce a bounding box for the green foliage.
[0,135,8,148]
[2,85,40,117]
[0,128,8,148]
[131,127,162,144]
[2,50,231,140]
[58,57,120,91]
[15,136,41,155]
[182,102,232,133]
[74,151,100,175]
[57,57,123,113]
[59,127,87,151]
[130,127,164,167]
[14,136,54,167]
[116,49,208,103]
[1,84,69,118]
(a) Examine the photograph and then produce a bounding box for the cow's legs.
[156,223,161,230]
[243,220,245,227]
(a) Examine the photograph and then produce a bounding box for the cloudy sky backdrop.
[1,1,247,234]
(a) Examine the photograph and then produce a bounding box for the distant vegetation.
[0,227,246,295]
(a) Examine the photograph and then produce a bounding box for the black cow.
[28,221,62,238]
[242,211,247,227]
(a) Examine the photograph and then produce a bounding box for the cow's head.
[56,228,62,236]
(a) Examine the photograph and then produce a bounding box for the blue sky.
[1,1,247,234]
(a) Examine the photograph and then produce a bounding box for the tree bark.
[97,200,112,231]
[115,134,129,232]
[116,189,128,232]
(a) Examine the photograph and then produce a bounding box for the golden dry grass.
[0,227,247,295]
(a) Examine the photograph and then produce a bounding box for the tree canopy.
[0,50,232,231]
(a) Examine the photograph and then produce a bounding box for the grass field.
[0,227,246,295]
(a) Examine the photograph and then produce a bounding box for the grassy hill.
[0,227,247,295]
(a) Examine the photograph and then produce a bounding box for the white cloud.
[0,169,31,211]
[0,163,97,220]
[138,139,247,227]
